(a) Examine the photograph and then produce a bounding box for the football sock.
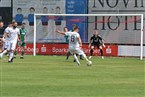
[82,53,89,62]
[21,50,25,56]
[90,49,93,56]
[9,51,13,61]
[80,55,83,59]
[1,50,7,56]
[14,51,17,56]
[100,49,103,56]
[73,54,80,65]
[66,51,71,60]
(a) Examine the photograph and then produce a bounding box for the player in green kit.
[64,27,71,60]
[19,22,27,59]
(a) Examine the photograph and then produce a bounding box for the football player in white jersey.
[0,22,13,59]
[56,26,92,66]
[0,21,20,62]
[7,21,20,62]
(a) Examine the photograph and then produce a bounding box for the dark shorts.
[18,42,26,47]
[91,43,102,49]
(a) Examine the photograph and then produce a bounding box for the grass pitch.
[0,55,144,97]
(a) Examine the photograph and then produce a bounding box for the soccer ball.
[87,61,92,66]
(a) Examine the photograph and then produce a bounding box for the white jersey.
[8,28,20,43]
[65,31,80,49]
[4,27,12,41]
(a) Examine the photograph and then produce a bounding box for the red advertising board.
[17,43,118,56]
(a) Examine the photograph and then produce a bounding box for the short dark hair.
[43,7,47,9]
[56,6,60,9]
[63,27,67,31]
[72,24,79,31]
[73,26,79,31]
[22,22,26,25]
[17,8,22,11]
[29,7,35,11]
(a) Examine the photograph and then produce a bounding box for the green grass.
[0,55,144,97]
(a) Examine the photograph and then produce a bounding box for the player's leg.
[73,53,80,66]
[0,49,7,59]
[5,42,10,57]
[8,50,14,62]
[14,41,21,58]
[13,50,17,58]
[89,45,94,59]
[66,51,71,60]
[82,53,89,62]
[20,43,26,59]
[8,42,17,62]
[0,42,9,59]
[74,54,84,62]
[99,45,104,59]
[80,55,84,60]
[76,48,92,66]
[73,53,78,62]
[70,50,80,66]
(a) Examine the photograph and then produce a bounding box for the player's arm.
[1,33,7,42]
[99,36,105,47]
[56,30,65,35]
[101,40,105,48]
[77,36,82,48]
[4,29,10,38]
[18,34,21,42]
[102,40,106,47]
[24,35,26,43]
[3,32,7,38]
[17,30,21,42]
[1,35,5,43]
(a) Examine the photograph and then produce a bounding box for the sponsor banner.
[16,43,35,54]
[13,0,66,42]
[89,0,145,13]
[16,43,118,56]
[65,0,88,42]
[88,0,145,45]
[66,0,88,14]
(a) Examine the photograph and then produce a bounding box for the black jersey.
[90,35,103,45]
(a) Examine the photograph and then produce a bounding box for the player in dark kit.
[89,30,105,59]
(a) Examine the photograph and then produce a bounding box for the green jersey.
[20,28,27,42]
[64,35,69,43]
[64,30,72,44]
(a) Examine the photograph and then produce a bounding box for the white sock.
[82,53,89,62]
[9,51,13,61]
[73,54,80,65]
[1,50,7,56]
